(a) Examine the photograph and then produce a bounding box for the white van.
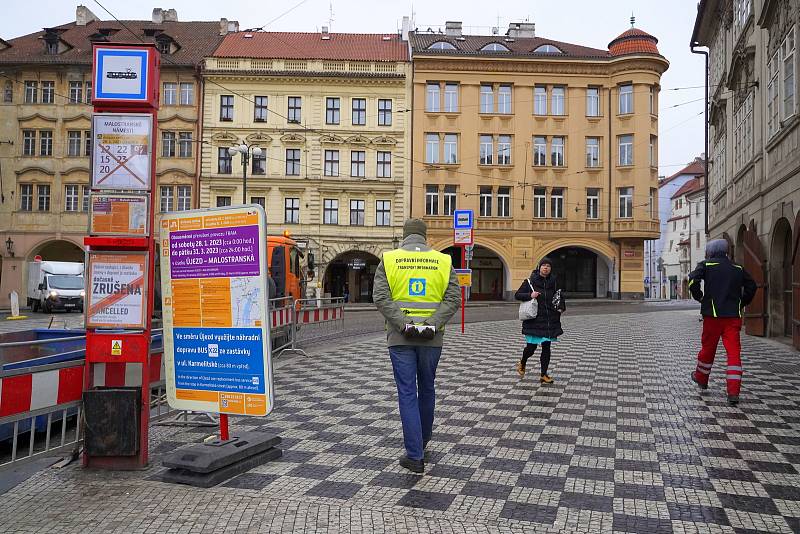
[27,261,85,313]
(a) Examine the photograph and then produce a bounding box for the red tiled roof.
[660,158,706,186]
[410,33,609,59]
[608,27,660,57]
[0,20,225,67]
[671,176,706,199]
[214,32,409,61]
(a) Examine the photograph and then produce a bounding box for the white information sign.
[86,252,147,329]
[92,113,152,191]
[454,228,474,245]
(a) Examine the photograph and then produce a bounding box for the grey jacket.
[373,234,461,347]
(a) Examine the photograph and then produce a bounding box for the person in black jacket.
[514,257,566,384]
[688,239,757,406]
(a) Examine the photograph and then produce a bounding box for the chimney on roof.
[506,22,535,38]
[219,18,239,35]
[445,21,462,37]
[76,5,99,26]
[152,8,178,24]
[321,26,330,40]
[401,15,412,41]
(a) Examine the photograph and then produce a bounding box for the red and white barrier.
[271,307,292,329]
[296,305,344,324]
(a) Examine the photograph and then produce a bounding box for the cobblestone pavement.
[2,309,800,533]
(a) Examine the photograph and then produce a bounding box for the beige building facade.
[693,0,800,344]
[202,31,410,302]
[409,22,668,299]
[0,7,229,308]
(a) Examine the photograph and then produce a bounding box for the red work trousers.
[695,317,743,396]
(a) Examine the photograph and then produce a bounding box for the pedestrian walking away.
[373,218,461,474]
[688,239,757,405]
[514,257,566,384]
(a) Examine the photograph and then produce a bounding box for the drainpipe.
[194,65,204,209]
[607,87,620,299]
[690,43,709,236]
[408,63,414,217]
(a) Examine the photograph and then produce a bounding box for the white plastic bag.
[518,279,538,321]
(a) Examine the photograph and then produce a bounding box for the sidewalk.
[344,298,654,312]
[2,309,799,533]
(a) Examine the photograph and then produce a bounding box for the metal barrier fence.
[280,297,345,357]
[269,297,295,355]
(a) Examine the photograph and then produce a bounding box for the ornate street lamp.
[228,143,263,204]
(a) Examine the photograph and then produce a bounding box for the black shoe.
[728,395,740,406]
[399,456,424,474]
[691,372,708,390]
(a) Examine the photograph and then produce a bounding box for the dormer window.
[428,41,456,50]
[155,34,178,55]
[144,28,164,37]
[534,44,563,53]
[480,42,510,52]
[157,39,170,54]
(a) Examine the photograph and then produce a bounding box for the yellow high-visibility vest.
[383,248,451,321]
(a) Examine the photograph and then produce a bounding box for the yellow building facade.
[0,8,227,308]
[202,31,411,302]
[410,22,668,299]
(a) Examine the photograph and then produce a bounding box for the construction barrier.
[280,297,346,357]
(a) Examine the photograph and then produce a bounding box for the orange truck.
[266,232,308,302]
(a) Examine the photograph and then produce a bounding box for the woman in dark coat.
[514,257,566,383]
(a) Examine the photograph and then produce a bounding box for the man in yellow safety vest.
[373,218,461,473]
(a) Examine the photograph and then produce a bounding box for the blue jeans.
[389,345,442,461]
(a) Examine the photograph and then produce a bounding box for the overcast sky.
[1,1,705,176]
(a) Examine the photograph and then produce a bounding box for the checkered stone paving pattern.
[2,309,800,533]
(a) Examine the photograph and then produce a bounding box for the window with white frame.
[650,135,657,167]
[352,98,366,125]
[378,99,392,125]
[586,87,600,116]
[444,134,458,164]
[179,132,192,158]
[67,131,82,157]
[326,97,340,124]
[619,84,633,114]
[480,84,494,113]
[324,150,340,176]
[551,86,565,116]
[425,133,439,164]
[498,85,512,114]
[479,135,493,165]
[781,28,796,120]
[550,188,564,218]
[287,96,301,123]
[84,130,91,156]
[286,149,301,176]
[425,185,439,215]
[22,130,35,156]
[68,81,82,104]
[618,187,633,218]
[250,197,265,208]
[65,184,80,212]
[650,188,657,219]
[586,137,600,167]
[216,196,231,207]
[39,130,52,156]
[768,50,781,137]
[285,198,300,223]
[37,184,50,211]
[24,81,37,103]
[733,0,751,36]
[426,83,440,112]
[649,86,655,114]
[162,131,176,157]
[443,185,457,215]
[220,95,234,121]
[733,92,753,171]
[19,184,33,211]
[376,200,391,226]
[85,81,92,104]
[254,96,268,122]
[497,135,511,165]
[350,199,365,225]
[533,187,546,218]
[377,151,391,178]
[177,186,191,211]
[618,134,633,166]
[163,82,177,105]
[534,86,547,115]
[82,185,90,212]
[218,148,232,174]
[160,186,175,212]
[551,137,565,166]
[179,82,193,105]
[533,136,547,166]
[587,188,600,219]
[323,199,339,224]
[350,150,366,177]
[497,186,511,217]
[251,150,266,175]
[41,81,54,104]
[444,83,458,112]
[479,186,493,217]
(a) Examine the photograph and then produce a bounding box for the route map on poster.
[159,207,273,417]
[90,194,148,236]
[92,113,152,191]
[86,252,147,329]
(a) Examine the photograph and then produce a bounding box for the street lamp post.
[228,143,263,204]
